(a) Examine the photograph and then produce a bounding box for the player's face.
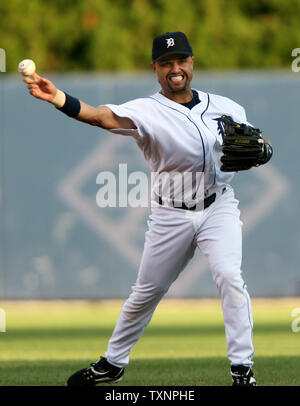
[152,54,194,95]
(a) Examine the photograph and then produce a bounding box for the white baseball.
[18,59,36,76]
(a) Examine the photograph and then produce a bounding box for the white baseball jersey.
[106,89,248,203]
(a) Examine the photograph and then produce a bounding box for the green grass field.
[0,298,299,386]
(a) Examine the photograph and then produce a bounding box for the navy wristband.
[57,92,81,117]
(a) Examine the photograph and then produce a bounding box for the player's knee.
[213,267,243,290]
[213,268,247,307]
[218,267,240,280]
[125,283,166,310]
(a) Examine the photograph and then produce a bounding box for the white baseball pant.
[105,186,254,368]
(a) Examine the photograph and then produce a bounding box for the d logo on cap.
[166,38,175,48]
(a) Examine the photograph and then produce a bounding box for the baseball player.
[23,32,272,386]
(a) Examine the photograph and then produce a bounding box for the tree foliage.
[1,0,299,72]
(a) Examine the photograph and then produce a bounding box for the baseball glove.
[220,115,267,172]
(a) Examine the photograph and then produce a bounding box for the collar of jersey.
[149,89,207,115]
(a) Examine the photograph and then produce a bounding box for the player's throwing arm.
[19,59,135,131]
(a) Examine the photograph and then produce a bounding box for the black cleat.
[231,365,256,386]
[67,356,124,387]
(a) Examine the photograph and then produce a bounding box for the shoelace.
[83,364,101,381]
[231,368,252,385]
[90,360,105,373]
[232,375,250,384]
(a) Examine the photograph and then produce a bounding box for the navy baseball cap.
[152,32,193,62]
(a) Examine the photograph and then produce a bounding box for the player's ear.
[151,62,156,73]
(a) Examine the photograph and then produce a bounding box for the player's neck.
[160,88,193,104]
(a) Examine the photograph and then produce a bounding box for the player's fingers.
[32,72,42,81]
[23,76,35,84]
[32,72,51,86]
[29,88,38,97]
[27,84,39,91]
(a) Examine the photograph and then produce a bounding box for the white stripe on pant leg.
[243,285,255,362]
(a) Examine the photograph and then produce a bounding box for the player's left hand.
[220,115,272,172]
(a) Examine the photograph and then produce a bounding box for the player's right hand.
[24,73,57,103]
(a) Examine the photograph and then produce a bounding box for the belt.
[154,192,217,211]
[154,187,226,211]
